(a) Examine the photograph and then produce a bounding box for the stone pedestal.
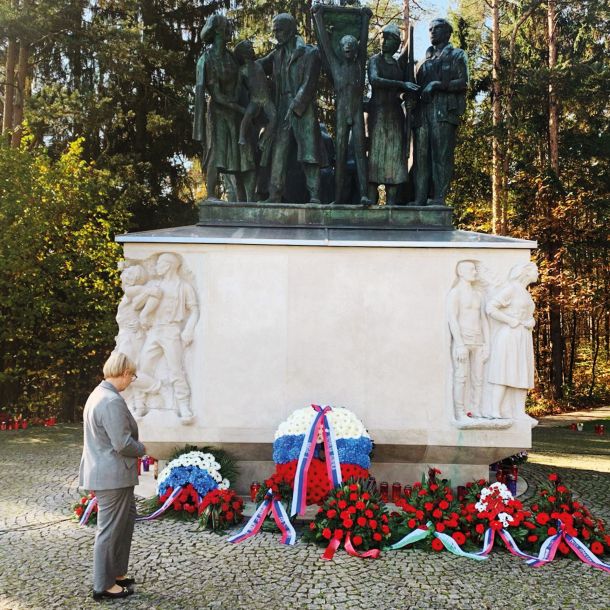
[117,222,537,493]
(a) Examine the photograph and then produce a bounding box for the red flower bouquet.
[458,479,534,549]
[523,473,610,557]
[198,488,244,531]
[390,470,467,551]
[72,492,97,525]
[265,459,369,506]
[156,483,201,519]
[305,478,391,556]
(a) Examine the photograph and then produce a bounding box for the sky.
[411,0,454,59]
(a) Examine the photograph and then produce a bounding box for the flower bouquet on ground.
[254,475,296,532]
[390,469,466,552]
[198,489,244,531]
[270,405,372,506]
[141,447,237,520]
[304,478,391,559]
[72,492,97,525]
[522,473,610,558]
[458,480,534,551]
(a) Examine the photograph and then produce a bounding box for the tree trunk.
[491,0,504,234]
[10,41,29,147]
[2,36,18,140]
[547,0,563,399]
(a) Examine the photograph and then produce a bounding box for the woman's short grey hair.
[103,352,136,379]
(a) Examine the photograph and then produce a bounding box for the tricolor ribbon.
[229,489,296,546]
[290,404,342,517]
[78,496,98,526]
[526,520,610,573]
[136,486,184,521]
[389,519,610,573]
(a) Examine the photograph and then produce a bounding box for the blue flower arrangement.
[157,465,219,498]
[273,435,372,469]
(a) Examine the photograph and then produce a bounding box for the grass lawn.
[530,418,610,472]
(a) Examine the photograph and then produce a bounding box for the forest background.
[0,0,608,422]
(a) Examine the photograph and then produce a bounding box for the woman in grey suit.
[79,352,147,600]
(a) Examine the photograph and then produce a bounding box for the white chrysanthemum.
[497,512,514,527]
[156,451,226,489]
[274,405,370,441]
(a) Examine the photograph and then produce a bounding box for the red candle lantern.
[403,484,412,498]
[1,421,6,431]
[21,420,28,429]
[495,468,505,483]
[379,482,389,503]
[569,423,577,431]
[391,482,402,503]
[457,485,467,501]
[598,424,605,435]
[250,481,261,503]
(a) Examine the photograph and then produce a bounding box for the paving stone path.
[0,424,608,610]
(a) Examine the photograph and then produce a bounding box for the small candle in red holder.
[457,485,467,501]
[1,421,6,431]
[142,456,150,472]
[392,482,402,503]
[495,468,505,483]
[570,423,577,431]
[250,481,261,503]
[379,481,389,503]
[511,465,519,480]
[21,420,28,429]
[403,484,412,498]
[598,424,605,435]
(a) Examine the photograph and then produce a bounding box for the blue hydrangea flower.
[273,435,372,469]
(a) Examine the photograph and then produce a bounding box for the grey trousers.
[93,486,136,592]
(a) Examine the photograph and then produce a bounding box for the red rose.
[558,542,570,555]
[334,529,344,540]
[435,523,446,533]
[355,501,365,510]
[357,517,367,527]
[232,501,242,510]
[548,473,558,482]
[326,509,337,519]
[343,519,354,529]
[452,532,466,546]
[432,509,442,519]
[226,510,234,520]
[548,496,556,503]
[369,519,377,530]
[221,503,230,511]
[362,492,370,500]
[547,527,557,536]
[373,532,382,542]
[590,541,604,555]
[439,500,449,510]
[80,497,88,505]
[381,514,388,523]
[424,502,434,511]
[349,483,359,491]
[582,528,591,540]
[527,535,538,543]
[475,523,485,535]
[322,528,332,539]
[415,510,424,520]
[338,500,347,509]
[429,484,438,492]
[173,502,182,511]
[75,507,83,517]
[348,506,357,514]
[408,518,417,529]
[524,521,536,530]
[531,504,539,511]
[412,482,422,488]
[556,485,567,493]
[309,522,316,531]
[352,535,363,546]
[418,489,428,496]
[447,519,458,528]
[365,509,374,518]
[349,493,358,501]
[381,525,390,534]
[535,513,550,526]
[431,538,444,551]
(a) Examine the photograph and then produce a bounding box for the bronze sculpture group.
[193,7,468,207]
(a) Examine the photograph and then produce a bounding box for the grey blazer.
[79,380,146,490]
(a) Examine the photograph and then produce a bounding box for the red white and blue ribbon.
[389,519,610,573]
[526,520,610,573]
[229,489,296,546]
[78,496,98,526]
[290,404,342,517]
[136,486,184,522]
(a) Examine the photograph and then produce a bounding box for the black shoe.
[92,586,133,601]
[116,578,135,587]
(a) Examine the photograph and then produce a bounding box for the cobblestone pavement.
[0,425,609,610]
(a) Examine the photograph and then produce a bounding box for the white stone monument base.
[118,226,537,493]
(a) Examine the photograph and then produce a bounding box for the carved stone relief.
[115,253,199,425]
[448,260,539,430]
